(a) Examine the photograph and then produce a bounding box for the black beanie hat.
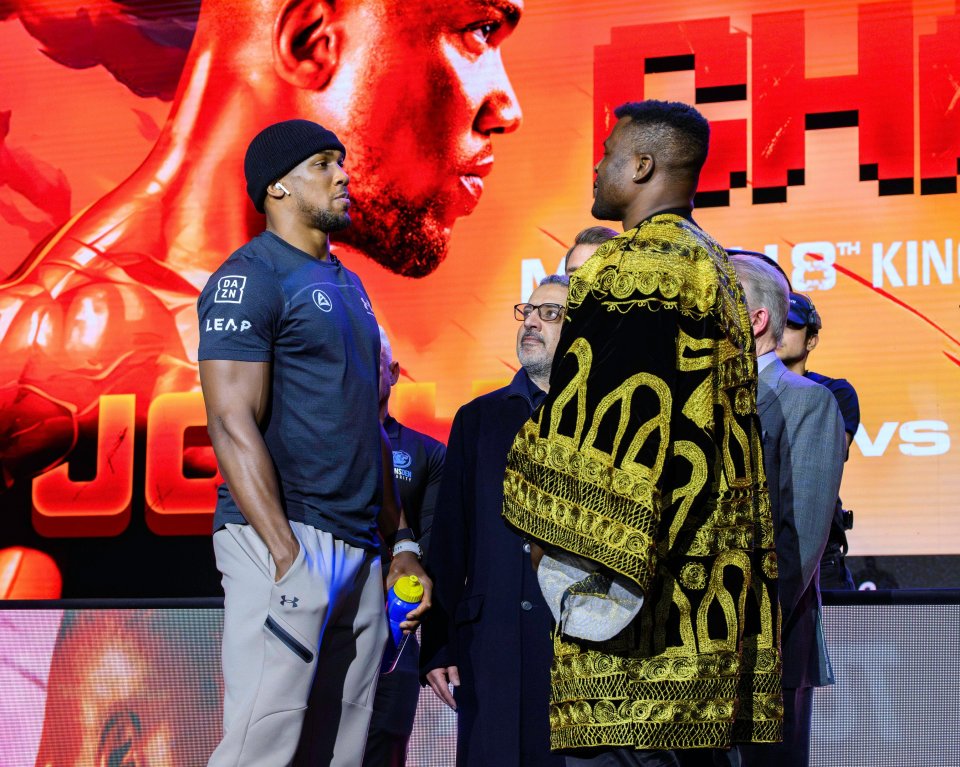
[244,120,346,213]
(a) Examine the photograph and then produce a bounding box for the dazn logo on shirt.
[215,276,246,304]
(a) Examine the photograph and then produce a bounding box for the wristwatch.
[392,538,422,560]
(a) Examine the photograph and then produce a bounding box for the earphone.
[275,182,290,195]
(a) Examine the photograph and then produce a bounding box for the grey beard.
[522,358,553,385]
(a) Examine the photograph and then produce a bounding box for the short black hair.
[613,100,710,177]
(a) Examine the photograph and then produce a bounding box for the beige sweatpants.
[208,521,388,767]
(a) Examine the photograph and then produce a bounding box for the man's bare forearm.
[208,414,298,573]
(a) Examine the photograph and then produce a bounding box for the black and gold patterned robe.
[503,212,782,752]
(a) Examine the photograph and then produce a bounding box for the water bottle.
[386,575,424,645]
[381,575,423,674]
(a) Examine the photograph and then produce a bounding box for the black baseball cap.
[787,293,822,330]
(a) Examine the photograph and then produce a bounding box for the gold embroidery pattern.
[503,215,782,750]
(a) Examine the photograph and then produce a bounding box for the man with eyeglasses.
[420,274,570,767]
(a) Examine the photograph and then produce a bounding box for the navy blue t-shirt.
[198,231,382,550]
[805,370,860,437]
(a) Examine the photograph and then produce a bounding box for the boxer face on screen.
[316,0,525,276]
[0,0,524,491]
[33,611,221,767]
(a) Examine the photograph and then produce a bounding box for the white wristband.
[392,539,422,560]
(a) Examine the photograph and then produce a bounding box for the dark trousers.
[739,686,813,767]
[819,557,855,590]
[565,747,740,767]
[362,638,420,767]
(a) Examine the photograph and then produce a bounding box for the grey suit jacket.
[758,356,845,689]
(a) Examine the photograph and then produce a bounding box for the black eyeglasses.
[513,303,565,322]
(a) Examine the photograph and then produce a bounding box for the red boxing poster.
[0,0,957,596]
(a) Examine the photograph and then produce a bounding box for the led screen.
[0,0,957,597]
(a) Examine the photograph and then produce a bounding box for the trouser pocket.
[265,614,314,663]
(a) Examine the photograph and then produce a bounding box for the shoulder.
[338,262,369,292]
[452,384,519,428]
[461,384,514,415]
[781,368,841,412]
[398,423,446,454]
[569,216,721,315]
[807,370,858,396]
[203,240,279,292]
[782,367,829,393]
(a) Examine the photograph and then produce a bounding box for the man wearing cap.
[198,120,430,767]
[778,293,861,590]
[729,255,846,767]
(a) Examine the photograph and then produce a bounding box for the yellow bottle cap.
[393,575,424,603]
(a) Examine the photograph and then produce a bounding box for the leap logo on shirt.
[214,275,246,304]
[205,318,251,332]
[312,289,333,312]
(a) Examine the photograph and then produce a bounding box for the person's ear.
[806,333,820,353]
[273,0,343,90]
[749,307,769,338]
[633,153,654,183]
[265,181,289,205]
[388,360,400,387]
[97,710,143,767]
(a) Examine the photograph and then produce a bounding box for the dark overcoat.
[420,369,563,767]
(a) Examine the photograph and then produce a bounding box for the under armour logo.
[280,595,299,607]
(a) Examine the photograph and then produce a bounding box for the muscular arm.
[199,359,298,579]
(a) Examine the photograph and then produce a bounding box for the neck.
[266,219,331,261]
[129,52,263,276]
[783,357,807,375]
[755,337,778,357]
[379,402,389,423]
[98,44,305,286]
[527,372,549,393]
[622,191,693,230]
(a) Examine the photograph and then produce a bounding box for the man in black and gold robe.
[503,100,783,766]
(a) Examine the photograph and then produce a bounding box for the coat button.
[523,542,532,553]
[521,600,533,611]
